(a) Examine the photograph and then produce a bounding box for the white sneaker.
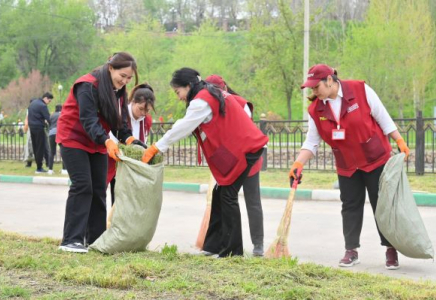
[47,170,54,175]
[61,169,68,175]
[58,242,88,253]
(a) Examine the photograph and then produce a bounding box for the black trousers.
[338,164,392,250]
[242,172,263,246]
[29,127,47,169]
[48,135,65,170]
[60,146,108,246]
[203,148,263,257]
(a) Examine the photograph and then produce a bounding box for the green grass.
[1,160,436,193]
[0,231,435,299]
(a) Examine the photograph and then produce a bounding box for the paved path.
[0,182,435,281]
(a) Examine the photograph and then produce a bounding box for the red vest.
[231,93,263,177]
[194,89,268,185]
[308,80,391,177]
[56,74,111,154]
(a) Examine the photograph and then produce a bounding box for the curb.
[1,174,435,206]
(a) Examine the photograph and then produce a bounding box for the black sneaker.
[35,168,48,174]
[253,244,264,257]
[25,161,32,168]
[58,243,88,253]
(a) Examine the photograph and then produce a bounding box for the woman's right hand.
[141,144,159,164]
[105,139,120,162]
[289,161,303,187]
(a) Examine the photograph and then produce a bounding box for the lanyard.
[327,101,341,130]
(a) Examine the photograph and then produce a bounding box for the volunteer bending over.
[142,67,268,257]
[292,64,409,270]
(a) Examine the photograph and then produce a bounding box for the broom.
[195,174,216,249]
[265,168,302,258]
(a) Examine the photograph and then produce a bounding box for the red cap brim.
[300,79,320,89]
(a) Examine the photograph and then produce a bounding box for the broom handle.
[276,168,302,242]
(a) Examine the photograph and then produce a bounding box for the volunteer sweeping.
[142,67,268,257]
[292,64,409,269]
[57,52,142,253]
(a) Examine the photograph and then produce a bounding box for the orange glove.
[396,137,409,159]
[141,144,159,164]
[105,139,120,162]
[289,161,303,187]
[126,136,135,145]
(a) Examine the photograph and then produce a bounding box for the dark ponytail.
[93,52,138,129]
[170,67,226,116]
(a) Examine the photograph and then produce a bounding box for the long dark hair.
[170,67,226,116]
[129,82,156,113]
[93,52,138,128]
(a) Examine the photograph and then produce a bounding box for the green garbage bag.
[89,154,164,254]
[376,153,434,259]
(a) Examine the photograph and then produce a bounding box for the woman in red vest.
[56,52,143,253]
[107,83,155,205]
[291,64,409,269]
[142,67,269,257]
[205,74,265,257]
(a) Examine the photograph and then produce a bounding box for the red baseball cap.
[300,64,335,89]
[205,74,225,89]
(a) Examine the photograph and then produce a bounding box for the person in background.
[205,74,265,257]
[56,52,140,253]
[107,82,154,205]
[292,64,409,270]
[142,67,268,258]
[27,92,53,173]
[47,104,67,175]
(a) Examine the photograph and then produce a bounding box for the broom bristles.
[195,205,211,249]
[266,188,297,258]
[265,237,290,258]
[195,174,215,250]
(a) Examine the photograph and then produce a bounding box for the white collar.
[322,82,343,105]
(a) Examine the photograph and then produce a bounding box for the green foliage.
[248,0,305,120]
[0,0,97,84]
[119,144,163,164]
[342,0,436,118]
[1,0,436,120]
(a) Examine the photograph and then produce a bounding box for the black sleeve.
[74,82,109,145]
[112,108,132,143]
[43,105,51,125]
[110,91,132,143]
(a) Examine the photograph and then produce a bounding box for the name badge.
[332,129,346,140]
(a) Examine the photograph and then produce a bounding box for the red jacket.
[56,74,111,154]
[308,80,391,177]
[194,89,268,185]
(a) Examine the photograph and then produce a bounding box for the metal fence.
[1,113,435,174]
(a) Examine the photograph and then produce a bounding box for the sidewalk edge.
[1,174,435,206]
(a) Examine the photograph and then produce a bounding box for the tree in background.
[342,0,435,118]
[0,0,97,84]
[248,0,304,120]
[0,70,51,117]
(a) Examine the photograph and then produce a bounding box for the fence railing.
[1,113,435,174]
